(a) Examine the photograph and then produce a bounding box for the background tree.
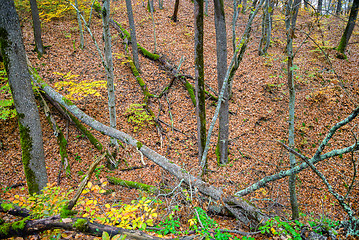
[214,0,229,165]
[337,0,359,53]
[336,0,342,14]
[0,0,48,194]
[29,0,44,56]
[125,0,141,72]
[171,0,180,22]
[285,0,301,220]
[102,0,118,150]
[194,0,207,168]
[75,0,84,49]
[318,0,323,13]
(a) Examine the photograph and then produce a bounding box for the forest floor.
[1,0,359,239]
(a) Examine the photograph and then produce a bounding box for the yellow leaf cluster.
[53,71,106,101]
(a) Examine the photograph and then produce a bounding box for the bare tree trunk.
[102,0,118,149]
[337,0,359,53]
[29,0,44,56]
[214,0,229,165]
[336,0,342,14]
[194,0,207,169]
[285,0,301,220]
[318,0,323,13]
[171,0,180,22]
[75,0,84,49]
[258,0,272,56]
[125,0,141,72]
[0,0,48,194]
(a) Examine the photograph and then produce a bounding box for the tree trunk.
[171,0,180,22]
[336,0,342,14]
[102,0,118,150]
[194,0,207,169]
[337,0,359,53]
[0,0,48,194]
[213,0,229,165]
[258,0,272,56]
[285,0,301,220]
[29,0,44,56]
[125,0,141,72]
[75,0,84,49]
[318,0,323,13]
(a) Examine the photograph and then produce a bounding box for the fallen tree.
[29,64,270,226]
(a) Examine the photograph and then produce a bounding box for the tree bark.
[337,0,359,53]
[0,0,48,194]
[125,0,141,72]
[171,0,180,22]
[29,0,44,56]
[194,0,207,168]
[213,0,229,165]
[317,0,323,13]
[75,0,84,49]
[285,0,301,220]
[336,0,342,14]
[102,0,118,149]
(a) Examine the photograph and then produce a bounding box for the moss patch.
[60,204,77,218]
[18,122,39,194]
[136,141,143,150]
[1,203,14,212]
[73,218,88,232]
[62,97,74,106]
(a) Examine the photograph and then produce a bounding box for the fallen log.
[29,65,269,225]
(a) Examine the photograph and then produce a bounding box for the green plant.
[153,205,181,235]
[125,104,154,132]
[53,71,106,101]
[0,65,16,120]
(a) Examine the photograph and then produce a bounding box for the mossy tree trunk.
[337,0,359,53]
[125,0,141,72]
[213,0,229,165]
[0,0,48,194]
[194,0,207,168]
[29,0,44,56]
[102,0,118,149]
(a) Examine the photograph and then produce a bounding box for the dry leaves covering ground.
[0,0,359,239]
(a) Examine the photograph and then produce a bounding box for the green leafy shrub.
[125,104,154,132]
[14,0,93,22]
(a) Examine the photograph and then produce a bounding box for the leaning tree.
[0,0,48,194]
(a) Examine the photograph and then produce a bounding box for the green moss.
[62,97,74,106]
[65,108,103,151]
[60,204,77,218]
[183,79,196,107]
[73,218,88,232]
[136,141,143,150]
[1,203,14,212]
[93,2,102,13]
[11,218,27,230]
[138,45,160,60]
[18,122,39,195]
[215,136,221,165]
[0,222,10,235]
